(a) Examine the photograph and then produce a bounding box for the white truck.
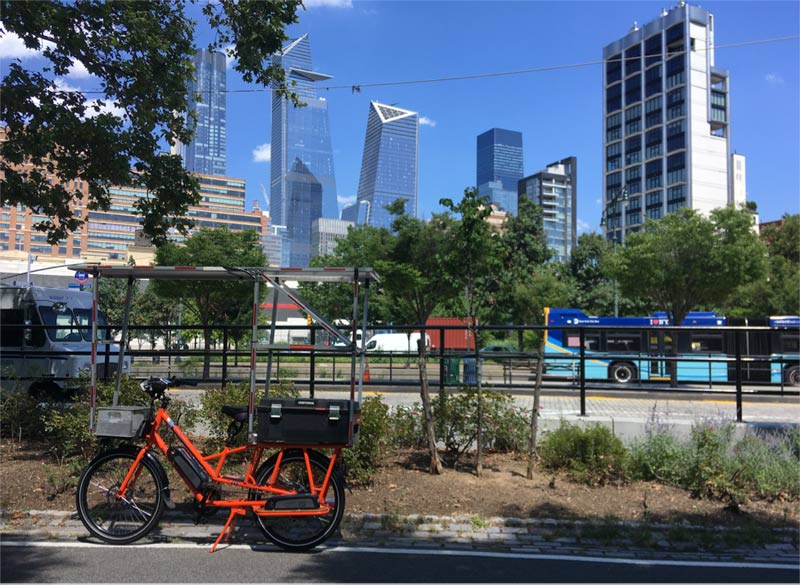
[0,285,129,399]
[364,332,430,353]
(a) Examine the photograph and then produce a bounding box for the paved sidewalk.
[2,509,797,567]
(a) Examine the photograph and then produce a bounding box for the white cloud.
[304,0,353,8]
[86,99,127,120]
[0,29,54,59]
[576,219,592,234]
[67,59,91,79]
[338,195,356,206]
[765,73,785,86]
[419,116,436,127]
[252,143,271,163]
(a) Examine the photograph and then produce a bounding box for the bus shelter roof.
[69,264,380,284]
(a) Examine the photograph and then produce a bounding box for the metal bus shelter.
[68,264,380,441]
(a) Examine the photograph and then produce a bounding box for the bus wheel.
[610,363,636,384]
[785,366,800,387]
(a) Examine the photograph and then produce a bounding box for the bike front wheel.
[76,448,165,544]
[252,450,345,551]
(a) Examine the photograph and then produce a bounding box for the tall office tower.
[284,159,323,267]
[270,34,337,266]
[356,101,419,229]
[476,128,523,216]
[518,157,577,263]
[183,49,227,175]
[603,2,731,242]
[312,218,354,257]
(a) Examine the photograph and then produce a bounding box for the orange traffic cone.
[362,362,371,382]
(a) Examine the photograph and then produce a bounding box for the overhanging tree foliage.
[152,227,267,378]
[1,0,302,245]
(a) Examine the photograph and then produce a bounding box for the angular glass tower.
[270,34,337,266]
[184,49,227,176]
[476,128,523,216]
[356,102,419,229]
[602,2,731,242]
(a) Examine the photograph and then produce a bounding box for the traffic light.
[306,314,313,326]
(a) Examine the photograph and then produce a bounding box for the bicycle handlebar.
[139,376,197,398]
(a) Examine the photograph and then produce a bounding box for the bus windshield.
[38,305,82,342]
[73,308,108,342]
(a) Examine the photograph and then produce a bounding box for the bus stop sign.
[74,271,89,284]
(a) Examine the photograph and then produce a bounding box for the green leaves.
[1,0,301,244]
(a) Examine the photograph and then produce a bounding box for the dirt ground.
[1,440,797,531]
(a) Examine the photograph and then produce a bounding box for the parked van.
[364,332,430,353]
[0,285,130,399]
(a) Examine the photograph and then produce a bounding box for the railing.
[2,322,797,422]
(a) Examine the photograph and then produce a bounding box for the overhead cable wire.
[60,34,800,96]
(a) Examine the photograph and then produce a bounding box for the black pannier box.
[257,398,360,445]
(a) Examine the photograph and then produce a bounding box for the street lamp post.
[600,186,629,317]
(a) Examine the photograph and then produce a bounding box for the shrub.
[388,402,426,448]
[626,432,691,486]
[684,423,738,501]
[538,421,627,485]
[729,430,800,501]
[343,395,390,485]
[0,391,46,440]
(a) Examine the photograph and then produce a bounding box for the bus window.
[565,331,581,348]
[689,333,724,353]
[584,333,601,351]
[607,333,641,353]
[779,332,800,354]
[39,305,82,342]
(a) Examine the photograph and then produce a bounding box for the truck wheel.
[609,362,637,384]
[785,366,800,387]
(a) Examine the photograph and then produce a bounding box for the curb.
[2,509,798,565]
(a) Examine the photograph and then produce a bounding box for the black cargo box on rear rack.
[257,398,360,445]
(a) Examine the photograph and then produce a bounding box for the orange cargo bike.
[76,376,356,552]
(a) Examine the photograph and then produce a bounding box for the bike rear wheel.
[76,448,165,544]
[252,450,345,551]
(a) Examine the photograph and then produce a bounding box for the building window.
[625,135,641,165]
[625,43,642,77]
[625,74,641,106]
[666,153,686,185]
[606,83,622,113]
[625,165,641,183]
[647,207,663,220]
[607,155,621,171]
[645,33,662,67]
[666,22,684,52]
[606,112,622,141]
[625,105,641,135]
[666,120,686,152]
[607,54,622,84]
[666,54,685,88]
[646,190,664,208]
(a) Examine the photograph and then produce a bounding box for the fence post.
[579,327,586,416]
[221,326,228,388]
[439,328,445,393]
[735,329,743,422]
[310,326,316,398]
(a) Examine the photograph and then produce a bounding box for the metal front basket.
[94,406,152,439]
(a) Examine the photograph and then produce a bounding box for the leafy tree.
[152,227,267,378]
[131,285,179,354]
[724,214,800,316]
[1,0,302,245]
[440,188,502,476]
[609,206,767,385]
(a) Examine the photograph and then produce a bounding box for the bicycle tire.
[252,450,345,551]
[76,448,166,544]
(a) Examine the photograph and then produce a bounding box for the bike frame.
[116,405,343,551]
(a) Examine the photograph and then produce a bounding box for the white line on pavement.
[1,540,797,571]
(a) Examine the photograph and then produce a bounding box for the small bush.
[388,402,426,448]
[538,421,627,485]
[343,395,390,485]
[627,432,691,486]
[0,391,46,440]
[729,431,800,501]
[684,423,739,501]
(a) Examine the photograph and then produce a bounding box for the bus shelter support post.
[439,328,445,393]
[89,272,100,431]
[112,276,134,406]
[579,328,586,417]
[264,281,279,399]
[221,326,228,388]
[735,329,743,422]
[310,326,316,398]
[247,279,260,440]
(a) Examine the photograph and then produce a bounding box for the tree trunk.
[417,334,443,474]
[203,325,212,380]
[474,325,483,477]
[526,336,545,480]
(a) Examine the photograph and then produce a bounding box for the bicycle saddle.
[221,405,250,422]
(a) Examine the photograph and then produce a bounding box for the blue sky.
[2,1,799,231]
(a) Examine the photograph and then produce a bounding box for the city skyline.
[1,1,797,234]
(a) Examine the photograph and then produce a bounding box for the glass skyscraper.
[602,2,731,242]
[270,34,337,266]
[356,102,419,229]
[476,128,523,216]
[518,157,578,263]
[183,49,226,176]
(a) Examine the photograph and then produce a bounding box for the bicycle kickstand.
[210,507,246,553]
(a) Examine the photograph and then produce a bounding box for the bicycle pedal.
[264,494,319,511]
